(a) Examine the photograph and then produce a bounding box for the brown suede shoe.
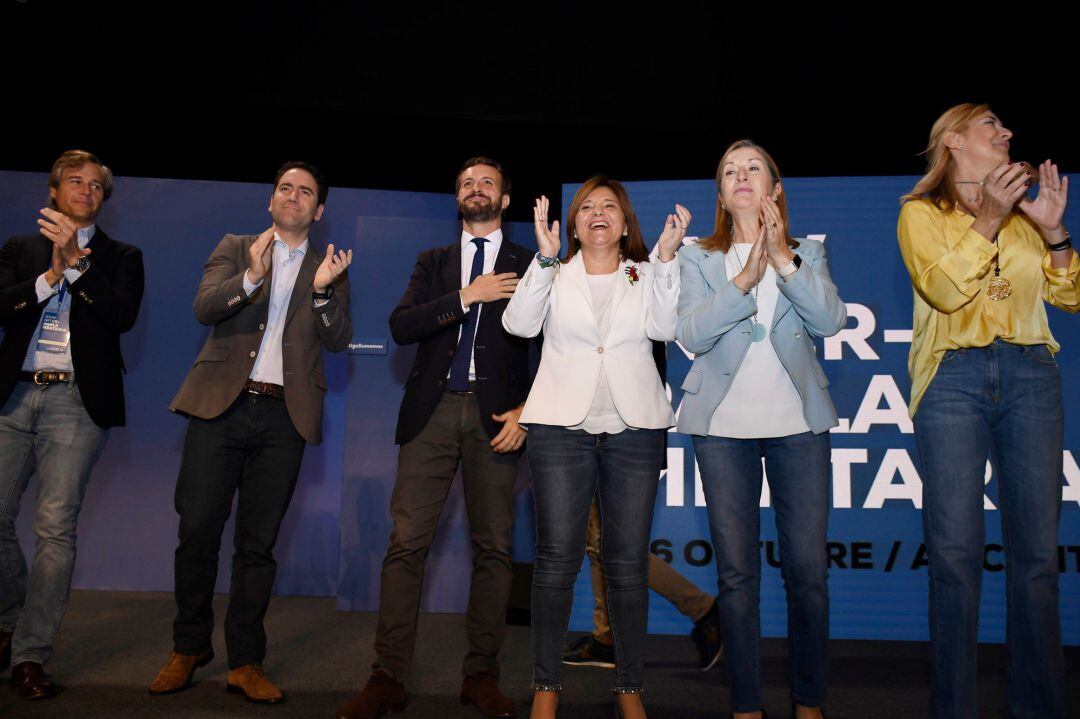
[148,649,214,695]
[336,670,406,719]
[0,628,13,673]
[461,670,516,717]
[226,663,285,704]
[10,661,60,700]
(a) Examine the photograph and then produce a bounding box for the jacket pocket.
[194,345,229,365]
[681,370,703,394]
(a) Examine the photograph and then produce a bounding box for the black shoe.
[561,635,615,669]
[11,661,60,700]
[691,599,723,671]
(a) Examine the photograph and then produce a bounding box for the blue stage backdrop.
[1,169,1076,646]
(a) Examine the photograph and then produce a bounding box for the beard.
[458,193,504,223]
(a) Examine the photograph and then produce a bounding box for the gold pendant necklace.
[986,232,1011,301]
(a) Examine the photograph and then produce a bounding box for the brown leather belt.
[244,379,285,399]
[18,370,73,385]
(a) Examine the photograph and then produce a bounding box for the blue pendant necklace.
[732,244,766,342]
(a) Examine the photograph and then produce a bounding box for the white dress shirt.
[245,234,309,385]
[22,224,94,372]
[456,227,503,382]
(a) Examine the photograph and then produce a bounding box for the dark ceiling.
[2,3,1074,221]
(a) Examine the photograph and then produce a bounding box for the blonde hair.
[900,103,991,211]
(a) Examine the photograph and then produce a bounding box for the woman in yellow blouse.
[897,103,1077,719]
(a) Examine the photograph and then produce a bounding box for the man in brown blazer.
[149,161,351,704]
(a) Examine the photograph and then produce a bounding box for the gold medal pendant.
[986,276,1012,301]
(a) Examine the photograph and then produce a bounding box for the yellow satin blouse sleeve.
[897,198,1080,417]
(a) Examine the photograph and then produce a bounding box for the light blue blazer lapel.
[770,244,808,330]
[699,248,729,293]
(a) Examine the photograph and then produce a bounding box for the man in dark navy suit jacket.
[338,158,533,719]
[0,150,144,700]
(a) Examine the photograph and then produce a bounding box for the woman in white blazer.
[503,177,688,719]
[676,141,846,719]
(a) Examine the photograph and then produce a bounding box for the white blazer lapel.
[607,258,634,321]
[564,253,594,315]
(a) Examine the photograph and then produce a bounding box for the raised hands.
[42,244,67,287]
[760,187,794,268]
[247,227,276,284]
[732,227,769,293]
[1019,160,1069,234]
[38,207,90,268]
[533,196,561,258]
[977,162,1032,224]
[656,204,691,262]
[314,243,354,292]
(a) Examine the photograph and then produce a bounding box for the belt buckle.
[33,370,47,385]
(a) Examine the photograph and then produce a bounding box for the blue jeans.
[0,381,108,666]
[527,425,664,693]
[914,341,1066,719]
[692,430,830,713]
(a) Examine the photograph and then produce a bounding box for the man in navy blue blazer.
[339,157,533,719]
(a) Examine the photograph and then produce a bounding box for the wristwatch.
[312,286,334,302]
[74,256,91,273]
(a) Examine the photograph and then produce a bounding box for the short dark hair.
[455,156,511,195]
[275,161,329,205]
[49,150,113,201]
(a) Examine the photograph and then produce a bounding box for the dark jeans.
[527,425,664,692]
[914,341,1066,719]
[373,392,520,682]
[172,392,305,669]
[692,430,830,713]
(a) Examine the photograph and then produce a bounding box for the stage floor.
[0,590,1076,718]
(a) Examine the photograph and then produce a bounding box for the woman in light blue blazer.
[676,140,846,719]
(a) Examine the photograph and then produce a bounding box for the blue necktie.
[448,237,487,391]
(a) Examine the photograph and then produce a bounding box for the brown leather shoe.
[10,661,59,700]
[336,670,406,719]
[226,663,285,704]
[0,628,12,673]
[461,670,516,717]
[148,649,214,695]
